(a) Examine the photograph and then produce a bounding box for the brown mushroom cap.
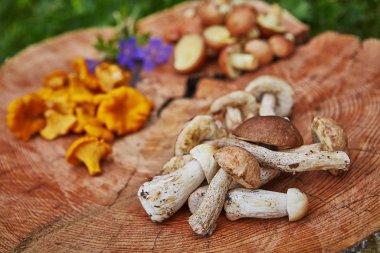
[311,116,348,152]
[232,116,303,150]
[214,146,261,189]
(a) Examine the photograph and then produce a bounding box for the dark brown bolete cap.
[232,116,303,150]
[214,146,261,189]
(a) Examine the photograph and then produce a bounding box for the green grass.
[1,0,379,63]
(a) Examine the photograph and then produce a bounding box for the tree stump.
[0,1,379,252]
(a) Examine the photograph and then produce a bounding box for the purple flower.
[85,58,100,74]
[117,37,144,70]
[141,38,172,72]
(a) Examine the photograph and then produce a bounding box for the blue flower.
[85,58,100,74]
[117,37,144,70]
[141,38,172,72]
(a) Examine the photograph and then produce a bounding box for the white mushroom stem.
[138,160,204,222]
[230,53,259,71]
[188,167,280,214]
[188,169,233,236]
[259,93,276,116]
[216,138,350,173]
[224,188,308,221]
[225,106,243,130]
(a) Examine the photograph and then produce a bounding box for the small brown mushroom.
[244,39,273,66]
[174,34,206,73]
[311,116,349,176]
[198,2,225,26]
[245,75,294,116]
[257,4,286,38]
[226,5,257,37]
[268,35,295,58]
[216,146,261,188]
[219,45,259,78]
[189,146,260,236]
[232,116,303,150]
[188,166,281,214]
[203,25,236,50]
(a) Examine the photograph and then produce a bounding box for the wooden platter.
[1,1,380,252]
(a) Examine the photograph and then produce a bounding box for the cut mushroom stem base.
[260,93,276,116]
[138,160,204,222]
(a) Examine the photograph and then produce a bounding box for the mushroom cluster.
[167,0,297,78]
[138,75,351,236]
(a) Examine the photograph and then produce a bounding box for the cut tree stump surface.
[1,2,380,253]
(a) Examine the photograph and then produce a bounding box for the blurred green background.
[1,0,379,63]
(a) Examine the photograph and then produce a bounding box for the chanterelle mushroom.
[311,116,349,176]
[6,93,46,140]
[138,143,218,222]
[175,115,226,156]
[224,188,308,221]
[216,138,350,173]
[209,91,258,130]
[40,109,76,141]
[245,75,294,116]
[66,136,112,176]
[189,146,260,236]
[233,116,303,150]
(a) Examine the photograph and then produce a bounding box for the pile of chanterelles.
[138,75,350,236]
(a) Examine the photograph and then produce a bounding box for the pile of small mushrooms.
[168,0,296,78]
[138,75,350,236]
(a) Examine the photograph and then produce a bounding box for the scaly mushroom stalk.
[138,159,204,222]
[188,169,233,236]
[138,143,218,222]
[216,138,350,173]
[224,188,308,221]
[188,167,280,214]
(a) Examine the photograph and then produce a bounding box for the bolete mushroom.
[226,5,257,37]
[6,93,46,140]
[311,116,349,176]
[219,45,259,79]
[268,35,295,58]
[232,116,303,150]
[216,138,350,173]
[174,34,206,73]
[203,25,236,50]
[188,166,281,214]
[66,136,112,176]
[138,143,218,222]
[224,188,308,221]
[244,39,273,66]
[245,75,294,116]
[257,4,286,38]
[209,91,259,130]
[189,146,261,236]
[174,115,226,156]
[198,2,225,26]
